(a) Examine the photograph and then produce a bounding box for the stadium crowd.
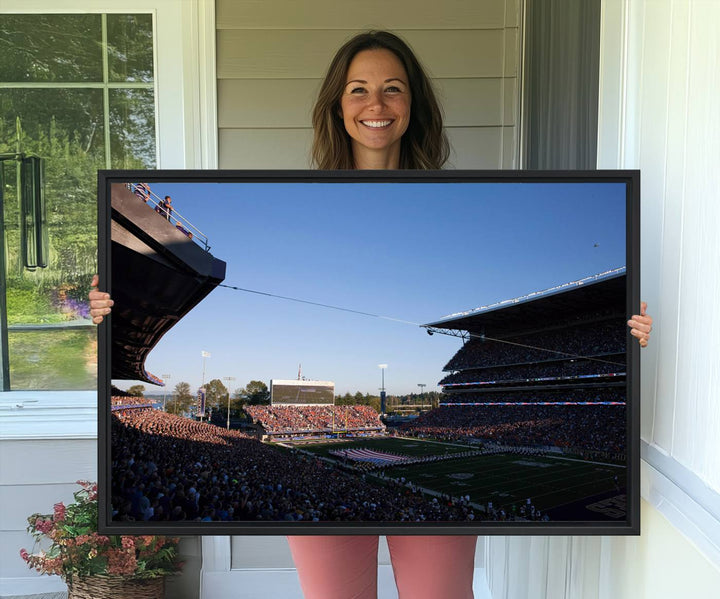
[439,357,625,386]
[111,407,479,523]
[111,395,152,406]
[444,320,626,371]
[401,403,625,454]
[244,404,384,435]
[441,386,625,405]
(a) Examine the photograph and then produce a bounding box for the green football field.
[288,436,625,515]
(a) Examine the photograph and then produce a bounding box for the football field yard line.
[474,469,613,498]
[471,467,619,510]
[395,435,478,450]
[384,454,621,512]
[545,454,626,467]
[299,441,624,514]
[522,477,620,506]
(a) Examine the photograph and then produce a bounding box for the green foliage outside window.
[0,13,156,390]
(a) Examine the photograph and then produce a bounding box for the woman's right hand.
[89,274,113,324]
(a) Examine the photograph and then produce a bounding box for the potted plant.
[20,480,182,599]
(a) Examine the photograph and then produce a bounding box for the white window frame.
[0,0,218,170]
[0,0,217,438]
[0,7,216,596]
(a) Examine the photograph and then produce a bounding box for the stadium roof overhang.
[110,184,226,384]
[423,270,626,337]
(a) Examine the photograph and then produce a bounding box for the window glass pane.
[1,89,102,390]
[0,89,106,164]
[1,13,157,391]
[0,14,103,82]
[1,88,104,278]
[8,329,97,390]
[107,14,154,82]
[110,88,156,168]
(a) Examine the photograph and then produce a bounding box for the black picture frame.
[97,169,640,536]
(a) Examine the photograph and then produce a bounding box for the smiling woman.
[340,49,412,169]
[311,30,448,170]
[89,28,652,599]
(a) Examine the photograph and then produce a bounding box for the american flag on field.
[330,448,409,466]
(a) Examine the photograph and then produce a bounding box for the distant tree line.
[334,392,381,413]
[118,382,441,418]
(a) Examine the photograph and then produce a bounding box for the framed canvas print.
[97,169,640,535]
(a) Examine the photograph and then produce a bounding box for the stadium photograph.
[101,172,633,532]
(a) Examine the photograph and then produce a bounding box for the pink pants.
[287,535,476,599]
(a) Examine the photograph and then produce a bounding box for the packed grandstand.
[109,257,629,523]
[111,399,480,523]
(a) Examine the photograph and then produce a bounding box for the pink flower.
[53,502,66,522]
[43,557,64,576]
[121,537,135,550]
[19,548,29,562]
[34,518,54,535]
[137,535,156,547]
[107,548,137,576]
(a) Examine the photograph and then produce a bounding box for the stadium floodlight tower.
[223,376,236,429]
[200,350,210,421]
[162,373,171,411]
[378,364,388,415]
[418,383,426,406]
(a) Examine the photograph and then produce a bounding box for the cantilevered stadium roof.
[423,269,626,337]
[110,184,226,383]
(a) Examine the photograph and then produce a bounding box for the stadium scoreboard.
[271,380,335,405]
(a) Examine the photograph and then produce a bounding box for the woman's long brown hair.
[311,31,449,170]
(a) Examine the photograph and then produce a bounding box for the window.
[0,13,156,390]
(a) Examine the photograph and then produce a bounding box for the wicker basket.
[67,575,165,599]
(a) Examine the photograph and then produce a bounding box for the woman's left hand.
[627,301,653,348]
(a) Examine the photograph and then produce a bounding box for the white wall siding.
[0,392,97,591]
[599,0,720,491]
[0,441,96,583]
[216,0,514,30]
[486,0,720,597]
[216,1,522,170]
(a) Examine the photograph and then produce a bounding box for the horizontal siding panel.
[0,483,81,530]
[439,79,513,127]
[504,27,519,77]
[505,0,521,28]
[231,536,296,568]
[219,78,514,128]
[446,127,504,169]
[218,79,319,128]
[0,531,49,578]
[0,439,96,485]
[502,126,519,168]
[219,129,313,169]
[219,127,508,170]
[217,30,507,79]
[503,78,517,126]
[217,0,508,30]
